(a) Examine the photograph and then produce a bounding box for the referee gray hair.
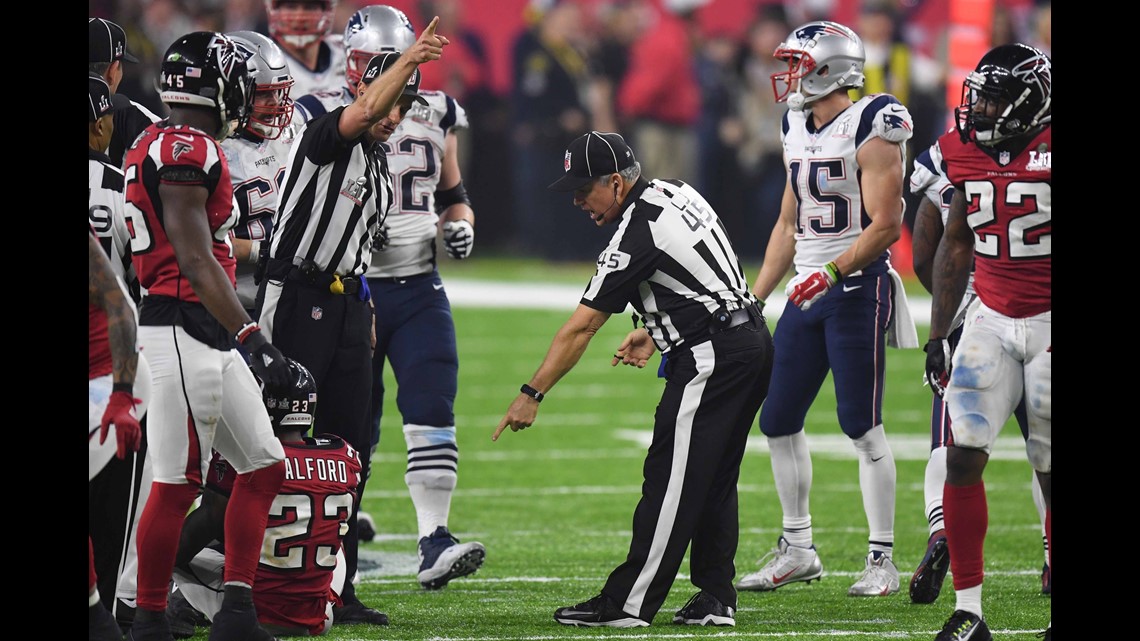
[596,161,641,185]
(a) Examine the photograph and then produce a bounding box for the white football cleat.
[847,552,900,596]
[735,536,823,591]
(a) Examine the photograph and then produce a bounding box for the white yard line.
[445,279,933,324]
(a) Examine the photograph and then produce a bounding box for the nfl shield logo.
[311,306,323,320]
[564,150,572,172]
[999,150,1010,165]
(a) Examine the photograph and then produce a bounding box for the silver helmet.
[771,21,865,111]
[226,30,295,140]
[343,5,416,89]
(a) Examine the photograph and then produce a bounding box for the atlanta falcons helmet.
[160,32,254,139]
[226,30,295,140]
[265,0,337,48]
[955,43,1051,146]
[344,5,416,89]
[771,21,865,111]
[260,357,317,434]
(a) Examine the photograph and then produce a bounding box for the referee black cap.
[548,131,636,191]
[361,52,428,106]
[89,73,129,122]
[89,18,139,64]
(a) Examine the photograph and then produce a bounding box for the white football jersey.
[380,90,469,247]
[222,131,294,309]
[370,90,468,278]
[282,35,346,102]
[910,141,975,330]
[782,94,913,277]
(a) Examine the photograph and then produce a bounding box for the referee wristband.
[520,384,545,403]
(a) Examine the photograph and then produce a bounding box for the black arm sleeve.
[433,181,472,214]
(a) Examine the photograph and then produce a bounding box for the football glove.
[442,219,474,260]
[372,223,391,251]
[923,337,952,397]
[786,262,840,311]
[100,390,142,460]
[243,329,291,389]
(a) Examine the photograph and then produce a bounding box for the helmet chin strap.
[787,92,806,112]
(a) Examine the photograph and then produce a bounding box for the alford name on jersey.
[284,456,351,483]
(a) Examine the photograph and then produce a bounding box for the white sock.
[852,425,895,548]
[955,584,983,618]
[404,424,458,539]
[768,432,813,548]
[89,589,101,608]
[925,446,948,536]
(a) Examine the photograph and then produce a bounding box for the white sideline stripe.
[363,480,1033,499]
[445,279,933,324]
[372,434,1030,465]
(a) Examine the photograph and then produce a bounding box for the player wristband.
[235,321,260,345]
[824,261,842,283]
[247,240,261,265]
[112,383,134,395]
[520,384,545,403]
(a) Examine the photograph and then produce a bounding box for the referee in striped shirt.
[258,17,448,625]
[494,131,775,628]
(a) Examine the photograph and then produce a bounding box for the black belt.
[709,302,763,335]
[268,259,362,296]
[368,272,434,285]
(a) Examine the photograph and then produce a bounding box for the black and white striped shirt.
[581,178,756,353]
[88,147,139,300]
[269,105,392,277]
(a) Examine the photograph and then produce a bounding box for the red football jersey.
[123,124,238,302]
[938,126,1052,318]
[206,435,361,635]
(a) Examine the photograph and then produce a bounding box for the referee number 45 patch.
[596,250,630,274]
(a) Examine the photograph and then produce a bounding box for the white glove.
[442,219,474,260]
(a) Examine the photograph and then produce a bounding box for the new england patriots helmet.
[160,32,254,139]
[226,30,295,140]
[344,5,416,89]
[265,0,337,48]
[955,43,1051,146]
[261,357,317,434]
[771,21,865,111]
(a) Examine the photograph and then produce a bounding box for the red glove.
[100,390,142,460]
[787,262,840,311]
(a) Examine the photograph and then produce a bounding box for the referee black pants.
[259,278,373,599]
[601,320,773,622]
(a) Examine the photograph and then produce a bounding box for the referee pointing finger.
[493,131,774,628]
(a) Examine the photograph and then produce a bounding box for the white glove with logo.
[442,219,474,260]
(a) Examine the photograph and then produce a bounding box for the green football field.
[174,265,1054,640]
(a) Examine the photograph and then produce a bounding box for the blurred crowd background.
[89,0,1051,264]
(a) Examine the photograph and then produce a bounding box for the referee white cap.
[548,131,636,191]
